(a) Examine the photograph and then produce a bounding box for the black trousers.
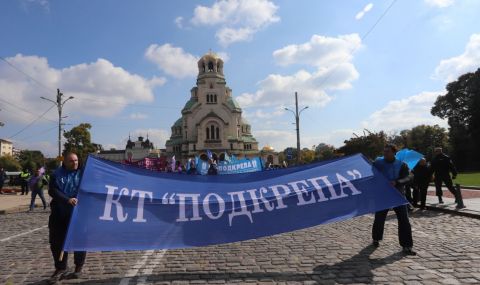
[372,205,413,248]
[414,183,429,208]
[21,180,29,195]
[434,176,457,198]
[49,203,86,270]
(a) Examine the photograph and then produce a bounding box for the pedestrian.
[412,158,433,210]
[431,147,464,208]
[207,159,218,175]
[29,167,48,211]
[20,168,31,195]
[371,144,416,255]
[47,153,86,284]
[0,167,7,194]
[187,159,197,175]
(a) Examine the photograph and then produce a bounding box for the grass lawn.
[453,172,480,187]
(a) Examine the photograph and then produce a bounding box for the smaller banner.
[196,157,263,175]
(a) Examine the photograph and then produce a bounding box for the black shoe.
[372,240,379,247]
[70,265,83,279]
[403,247,417,256]
[456,204,466,209]
[438,197,444,204]
[47,269,66,284]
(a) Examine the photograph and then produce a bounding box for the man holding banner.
[48,153,86,283]
[372,144,416,255]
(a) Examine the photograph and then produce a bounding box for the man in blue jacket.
[47,153,86,283]
[372,144,416,255]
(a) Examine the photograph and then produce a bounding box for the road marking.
[119,249,156,285]
[136,250,167,285]
[0,225,47,242]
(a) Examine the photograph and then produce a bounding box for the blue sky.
[1,0,480,157]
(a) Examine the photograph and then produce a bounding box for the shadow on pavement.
[26,245,408,285]
[312,244,406,284]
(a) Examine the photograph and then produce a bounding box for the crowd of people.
[0,145,466,283]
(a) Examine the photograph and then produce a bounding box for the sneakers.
[47,269,66,284]
[402,247,417,256]
[372,240,380,247]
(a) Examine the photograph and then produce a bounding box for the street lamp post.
[285,92,308,165]
[41,89,74,158]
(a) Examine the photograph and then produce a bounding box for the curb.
[425,205,480,219]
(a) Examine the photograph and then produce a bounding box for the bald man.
[47,153,86,283]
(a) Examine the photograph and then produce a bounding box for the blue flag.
[63,154,407,252]
[395,149,423,169]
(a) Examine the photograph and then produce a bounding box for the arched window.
[216,127,219,140]
[206,128,210,139]
[208,61,214,72]
[214,94,217,103]
[210,125,215,139]
[206,94,210,103]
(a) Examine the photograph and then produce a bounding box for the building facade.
[166,52,259,161]
[0,139,13,157]
[97,136,164,162]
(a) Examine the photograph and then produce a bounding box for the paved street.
[1,210,480,285]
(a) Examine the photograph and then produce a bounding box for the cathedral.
[165,52,261,162]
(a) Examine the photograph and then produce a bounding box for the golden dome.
[262,145,275,152]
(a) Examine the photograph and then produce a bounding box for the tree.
[431,68,480,170]
[401,125,449,160]
[315,143,337,161]
[18,150,45,171]
[300,148,316,164]
[339,131,388,160]
[0,155,22,171]
[63,123,102,165]
[45,158,60,174]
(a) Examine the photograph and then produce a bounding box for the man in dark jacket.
[47,153,86,284]
[207,159,218,175]
[371,144,416,255]
[431,147,463,208]
[412,158,433,210]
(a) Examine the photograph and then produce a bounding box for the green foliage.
[63,123,102,166]
[338,131,388,160]
[45,158,60,174]
[315,143,337,161]
[301,148,316,164]
[401,125,449,160]
[431,68,480,170]
[0,155,22,171]
[18,150,45,171]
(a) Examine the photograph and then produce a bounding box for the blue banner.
[196,157,263,175]
[63,154,407,252]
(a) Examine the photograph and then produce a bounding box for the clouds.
[362,91,447,132]
[237,34,361,108]
[355,3,373,20]
[433,33,480,82]
[0,54,163,124]
[190,0,280,46]
[424,0,455,8]
[145,44,198,79]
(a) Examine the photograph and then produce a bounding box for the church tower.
[165,51,258,161]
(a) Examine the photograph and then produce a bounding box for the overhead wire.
[8,104,56,139]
